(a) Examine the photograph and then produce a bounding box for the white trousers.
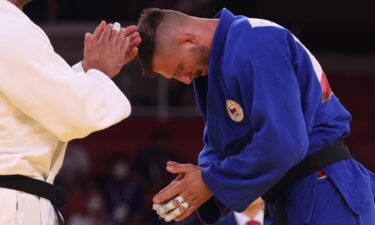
[0,188,58,225]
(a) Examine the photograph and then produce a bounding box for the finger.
[174,203,195,222]
[167,161,178,166]
[128,37,141,51]
[153,178,181,203]
[154,179,179,197]
[109,27,120,44]
[164,205,187,222]
[127,31,140,42]
[126,47,138,60]
[120,37,130,52]
[116,28,126,47]
[92,20,107,44]
[84,33,93,50]
[124,47,138,64]
[166,163,195,174]
[153,204,161,212]
[164,204,188,222]
[99,24,112,42]
[124,25,137,36]
[153,182,184,204]
[112,22,121,32]
[156,196,184,215]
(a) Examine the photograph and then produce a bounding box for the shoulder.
[227,17,292,57]
[0,12,52,60]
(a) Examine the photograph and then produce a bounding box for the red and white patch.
[226,100,244,122]
[320,72,332,102]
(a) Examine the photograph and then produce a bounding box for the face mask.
[87,196,103,213]
[112,163,129,180]
[113,204,129,222]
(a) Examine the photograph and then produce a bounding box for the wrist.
[81,60,89,72]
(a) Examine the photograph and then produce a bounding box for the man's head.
[137,8,218,84]
[8,0,32,10]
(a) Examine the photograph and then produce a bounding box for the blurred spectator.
[68,188,110,225]
[103,154,144,225]
[134,129,178,225]
[208,198,265,225]
[57,144,96,219]
[134,129,177,190]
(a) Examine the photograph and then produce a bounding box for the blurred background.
[22,0,375,224]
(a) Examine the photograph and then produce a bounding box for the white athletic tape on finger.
[175,195,184,204]
[156,196,184,215]
[156,203,171,215]
[164,207,182,222]
[159,212,167,219]
[152,204,162,211]
[164,202,189,222]
[112,22,121,32]
[180,202,189,209]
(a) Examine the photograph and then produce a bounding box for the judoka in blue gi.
[136,8,375,225]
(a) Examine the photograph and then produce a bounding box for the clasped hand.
[82,21,141,78]
[152,161,213,222]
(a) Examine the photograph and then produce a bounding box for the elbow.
[122,98,132,119]
[272,135,309,173]
[56,99,132,142]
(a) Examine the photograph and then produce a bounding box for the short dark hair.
[137,8,165,77]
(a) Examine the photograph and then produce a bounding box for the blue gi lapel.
[193,8,237,152]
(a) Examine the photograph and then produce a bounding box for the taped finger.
[156,195,184,215]
[163,202,189,222]
[152,204,162,211]
[164,207,183,222]
[112,22,121,32]
[180,202,189,210]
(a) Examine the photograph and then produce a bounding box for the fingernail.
[166,166,174,171]
[85,33,89,38]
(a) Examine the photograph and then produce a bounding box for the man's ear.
[176,33,199,46]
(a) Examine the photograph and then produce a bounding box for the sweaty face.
[152,45,210,85]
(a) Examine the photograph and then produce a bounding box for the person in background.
[134,129,177,225]
[210,198,265,225]
[103,154,144,225]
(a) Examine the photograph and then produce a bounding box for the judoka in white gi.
[0,0,141,224]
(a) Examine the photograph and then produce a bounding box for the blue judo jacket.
[193,8,375,224]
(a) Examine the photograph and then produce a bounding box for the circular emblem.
[226,100,244,122]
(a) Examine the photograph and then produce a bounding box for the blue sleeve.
[198,125,224,168]
[201,30,310,212]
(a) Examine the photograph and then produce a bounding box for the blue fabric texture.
[194,8,375,225]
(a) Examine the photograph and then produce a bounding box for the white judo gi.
[0,0,131,224]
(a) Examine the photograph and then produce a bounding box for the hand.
[122,25,141,65]
[89,22,141,66]
[89,23,141,65]
[153,161,213,222]
[81,21,135,78]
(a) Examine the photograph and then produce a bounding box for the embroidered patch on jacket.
[226,100,244,122]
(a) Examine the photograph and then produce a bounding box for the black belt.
[262,140,352,203]
[0,175,66,225]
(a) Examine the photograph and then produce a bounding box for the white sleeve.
[0,24,131,142]
[72,62,85,72]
